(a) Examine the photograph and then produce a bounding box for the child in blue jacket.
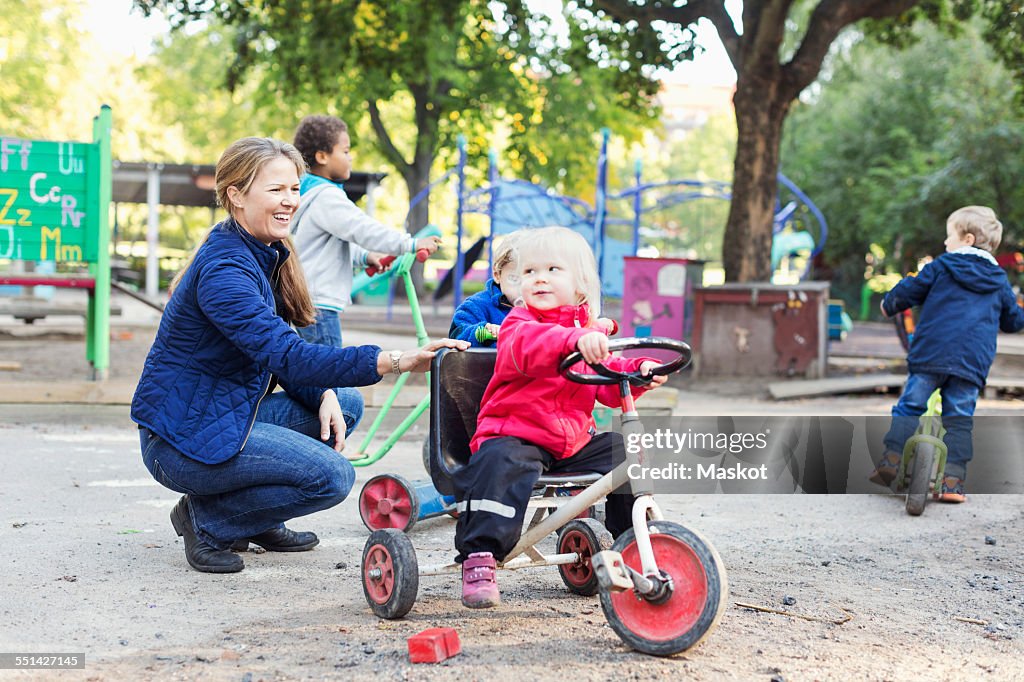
[449,232,525,346]
[872,206,1024,502]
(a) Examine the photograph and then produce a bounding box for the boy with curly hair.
[291,115,440,346]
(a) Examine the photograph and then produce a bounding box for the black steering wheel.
[559,337,692,386]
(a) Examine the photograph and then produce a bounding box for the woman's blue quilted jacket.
[131,219,383,464]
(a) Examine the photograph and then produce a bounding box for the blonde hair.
[948,205,1002,253]
[171,137,316,327]
[515,226,602,318]
[492,230,525,279]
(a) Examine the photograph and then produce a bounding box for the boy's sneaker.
[935,476,966,503]
[869,451,902,487]
[461,552,500,609]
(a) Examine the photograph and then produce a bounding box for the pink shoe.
[461,552,500,609]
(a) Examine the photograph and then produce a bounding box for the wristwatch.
[389,350,403,375]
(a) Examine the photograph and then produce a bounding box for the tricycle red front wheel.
[599,521,727,656]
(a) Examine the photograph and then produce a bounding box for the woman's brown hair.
[171,137,316,327]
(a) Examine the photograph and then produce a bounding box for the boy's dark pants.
[453,432,632,562]
[883,371,980,480]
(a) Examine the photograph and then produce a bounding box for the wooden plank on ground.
[997,334,1024,355]
[770,373,906,400]
[0,361,22,372]
[0,381,136,404]
[986,377,1024,389]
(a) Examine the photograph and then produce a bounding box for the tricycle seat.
[428,348,602,495]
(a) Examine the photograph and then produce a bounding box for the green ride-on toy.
[893,309,948,516]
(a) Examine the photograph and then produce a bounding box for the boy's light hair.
[492,231,524,279]
[515,226,602,318]
[948,205,1002,253]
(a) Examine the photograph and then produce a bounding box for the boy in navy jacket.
[873,206,1024,502]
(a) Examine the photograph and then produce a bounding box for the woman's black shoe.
[246,526,319,552]
[170,497,244,573]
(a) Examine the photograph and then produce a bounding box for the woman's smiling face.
[228,156,301,245]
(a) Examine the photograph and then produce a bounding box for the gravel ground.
[0,302,1022,681]
[0,406,1021,682]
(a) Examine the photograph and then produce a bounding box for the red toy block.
[408,627,461,663]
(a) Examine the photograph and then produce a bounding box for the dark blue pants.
[453,432,632,562]
[140,388,363,549]
[883,372,980,480]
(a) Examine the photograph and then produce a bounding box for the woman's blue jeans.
[140,387,363,550]
[296,308,343,347]
[882,372,980,480]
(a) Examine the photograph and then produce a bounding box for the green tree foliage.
[134,0,660,235]
[560,0,1024,282]
[783,20,1024,305]
[137,22,335,162]
[0,0,85,138]
[0,0,207,265]
[655,111,737,262]
[0,0,181,160]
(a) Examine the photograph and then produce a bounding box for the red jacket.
[470,304,654,460]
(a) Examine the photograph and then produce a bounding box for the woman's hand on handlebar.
[576,331,610,365]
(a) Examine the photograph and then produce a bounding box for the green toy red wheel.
[359,474,421,532]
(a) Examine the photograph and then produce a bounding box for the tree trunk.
[722,73,791,282]
[365,92,436,298]
[401,162,432,296]
[403,167,431,235]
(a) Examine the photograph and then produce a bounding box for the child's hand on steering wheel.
[639,360,668,388]
[577,331,611,365]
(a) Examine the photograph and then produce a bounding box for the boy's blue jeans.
[882,372,980,480]
[139,387,363,549]
[296,308,343,347]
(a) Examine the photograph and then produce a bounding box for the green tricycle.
[347,225,462,533]
[346,225,438,469]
